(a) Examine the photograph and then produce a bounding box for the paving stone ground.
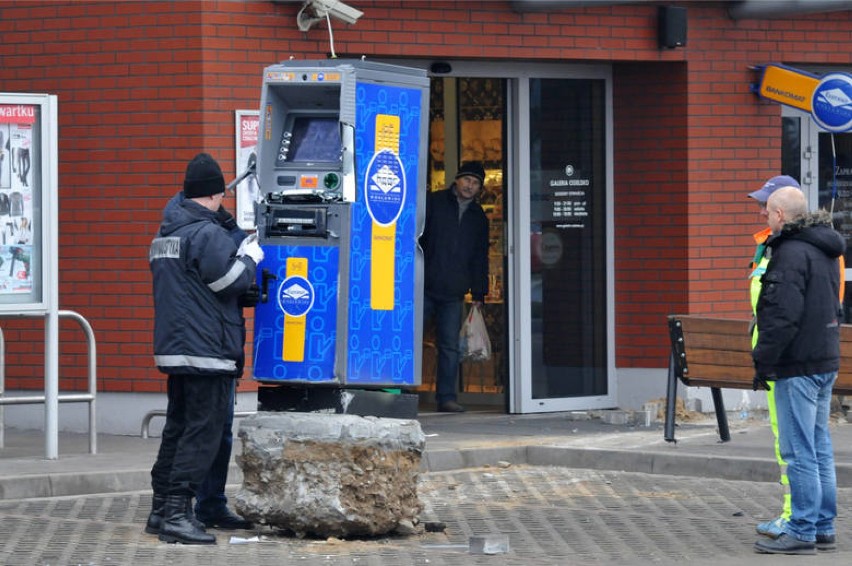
[1,465,849,566]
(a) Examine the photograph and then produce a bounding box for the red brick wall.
[613,62,689,367]
[0,1,849,390]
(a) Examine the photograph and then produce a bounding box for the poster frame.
[235,109,260,231]
[0,93,57,314]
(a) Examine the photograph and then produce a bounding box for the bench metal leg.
[664,353,677,443]
[710,387,730,442]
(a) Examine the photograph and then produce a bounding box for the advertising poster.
[0,104,35,294]
[235,110,260,230]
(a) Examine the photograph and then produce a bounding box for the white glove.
[236,233,258,256]
[240,240,264,264]
[237,234,264,264]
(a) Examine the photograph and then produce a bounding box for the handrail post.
[59,310,98,454]
[46,309,59,459]
[0,310,97,457]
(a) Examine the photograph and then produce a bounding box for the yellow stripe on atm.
[282,257,308,362]
[370,114,400,311]
[371,223,396,310]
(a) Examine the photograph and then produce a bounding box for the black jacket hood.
[770,209,846,259]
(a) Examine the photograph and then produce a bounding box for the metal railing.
[141,409,256,439]
[0,310,98,454]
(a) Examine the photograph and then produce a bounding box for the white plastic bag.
[459,303,492,362]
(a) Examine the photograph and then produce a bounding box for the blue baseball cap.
[748,175,801,203]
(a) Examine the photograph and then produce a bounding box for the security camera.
[296,0,363,31]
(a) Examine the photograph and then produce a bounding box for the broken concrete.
[235,412,425,537]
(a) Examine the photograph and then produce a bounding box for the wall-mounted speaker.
[658,6,687,49]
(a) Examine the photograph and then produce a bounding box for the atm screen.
[277,116,342,166]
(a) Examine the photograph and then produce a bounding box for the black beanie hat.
[455,161,486,184]
[183,153,225,198]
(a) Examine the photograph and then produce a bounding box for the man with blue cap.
[748,175,802,541]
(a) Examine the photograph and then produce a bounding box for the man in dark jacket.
[753,187,844,555]
[144,189,256,539]
[420,161,489,412]
[147,153,263,545]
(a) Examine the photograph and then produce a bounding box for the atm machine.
[252,59,429,417]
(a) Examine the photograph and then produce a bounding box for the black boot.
[145,494,204,534]
[158,495,216,545]
[184,498,207,531]
[144,494,166,534]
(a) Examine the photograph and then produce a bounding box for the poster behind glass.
[236,110,260,231]
[0,104,38,299]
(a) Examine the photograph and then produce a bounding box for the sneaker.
[754,533,816,555]
[437,400,466,413]
[816,533,837,551]
[755,516,788,538]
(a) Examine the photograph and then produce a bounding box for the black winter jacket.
[753,211,845,379]
[149,192,255,376]
[420,186,489,301]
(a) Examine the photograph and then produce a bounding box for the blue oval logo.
[364,149,405,226]
[811,73,852,133]
[277,275,314,318]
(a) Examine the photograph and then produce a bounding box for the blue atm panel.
[253,243,340,382]
[252,60,428,388]
[346,81,422,386]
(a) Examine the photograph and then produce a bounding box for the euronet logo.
[278,276,314,317]
[370,165,401,196]
[282,282,310,300]
[817,88,852,109]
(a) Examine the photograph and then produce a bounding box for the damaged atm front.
[252,60,428,414]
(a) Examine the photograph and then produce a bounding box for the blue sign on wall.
[811,73,852,133]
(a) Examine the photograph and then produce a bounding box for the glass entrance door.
[512,73,615,413]
[421,76,508,409]
[387,59,615,414]
[782,107,852,317]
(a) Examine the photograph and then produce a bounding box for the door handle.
[260,268,278,303]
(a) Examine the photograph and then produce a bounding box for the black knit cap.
[455,161,486,184]
[183,153,225,198]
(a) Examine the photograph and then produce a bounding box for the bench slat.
[680,333,751,352]
[679,317,750,336]
[669,314,852,395]
[684,351,754,372]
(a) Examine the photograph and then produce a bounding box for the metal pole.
[45,95,60,460]
[711,387,730,442]
[664,352,678,443]
[45,310,58,459]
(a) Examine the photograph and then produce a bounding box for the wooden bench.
[664,314,852,443]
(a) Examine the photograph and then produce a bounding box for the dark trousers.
[423,294,464,404]
[151,373,232,497]
[194,378,236,517]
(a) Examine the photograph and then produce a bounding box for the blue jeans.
[194,378,236,517]
[423,295,463,405]
[774,372,837,542]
